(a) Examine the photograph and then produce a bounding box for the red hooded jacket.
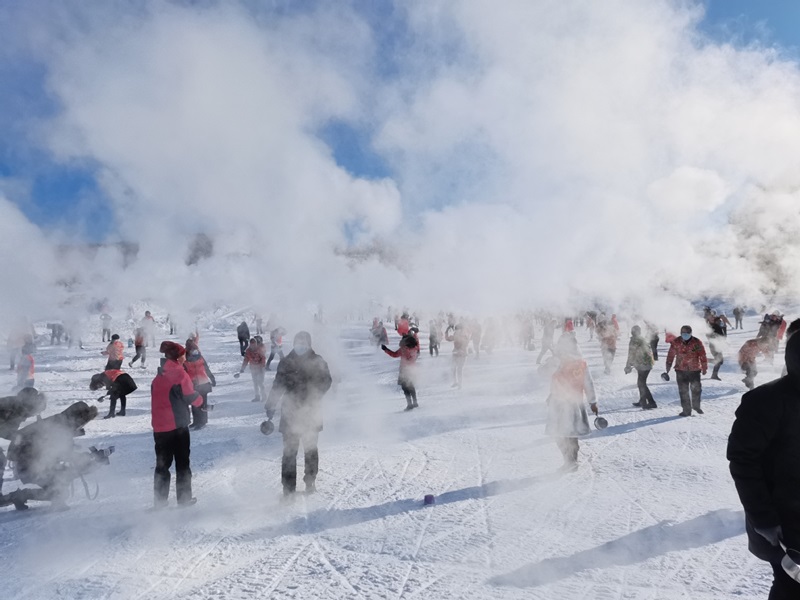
[151,359,201,432]
[666,337,708,373]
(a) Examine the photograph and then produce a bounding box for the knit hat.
[160,341,185,361]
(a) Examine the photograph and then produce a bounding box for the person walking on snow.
[151,341,203,508]
[266,328,286,371]
[732,306,744,330]
[184,338,216,430]
[100,313,112,342]
[14,341,35,391]
[102,334,124,371]
[625,326,657,409]
[90,369,137,419]
[382,333,420,411]
[142,311,157,347]
[265,332,332,498]
[537,319,556,365]
[239,337,267,402]
[545,334,598,472]
[597,316,618,375]
[446,323,469,388]
[738,337,770,390]
[129,327,147,368]
[728,331,800,598]
[665,325,708,416]
[237,321,250,356]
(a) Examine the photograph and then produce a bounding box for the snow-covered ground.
[0,317,780,599]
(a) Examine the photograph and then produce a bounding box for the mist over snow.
[2,0,800,318]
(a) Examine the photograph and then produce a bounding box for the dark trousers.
[238,337,248,356]
[267,348,284,369]
[650,337,659,361]
[735,316,743,330]
[769,561,800,599]
[636,369,655,406]
[401,381,418,407]
[108,394,126,415]
[676,370,702,413]
[153,428,193,505]
[105,359,123,371]
[430,341,439,356]
[102,328,111,342]
[601,345,616,373]
[191,384,212,428]
[537,339,553,364]
[130,345,146,366]
[742,362,758,389]
[282,430,319,493]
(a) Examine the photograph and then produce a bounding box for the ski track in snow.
[0,318,776,599]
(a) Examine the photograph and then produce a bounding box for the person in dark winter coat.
[665,326,708,416]
[0,388,46,495]
[237,321,250,356]
[644,322,660,361]
[184,338,215,430]
[265,332,332,497]
[382,333,420,410]
[707,312,728,381]
[151,341,202,508]
[266,327,286,370]
[625,326,656,409]
[728,331,800,598]
[429,320,441,357]
[90,369,137,418]
[545,334,598,472]
[733,306,744,330]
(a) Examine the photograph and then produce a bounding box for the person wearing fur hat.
[184,338,216,430]
[90,369,137,418]
[151,341,203,508]
[265,331,332,497]
[382,332,421,410]
[546,334,598,472]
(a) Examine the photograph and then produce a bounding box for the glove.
[702,369,707,376]
[590,403,598,415]
[624,366,632,374]
[381,345,389,352]
[754,524,782,547]
[266,409,275,421]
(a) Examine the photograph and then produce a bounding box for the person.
[151,341,202,508]
[5,401,104,510]
[129,327,146,368]
[728,331,800,598]
[102,334,124,371]
[732,306,745,330]
[759,311,787,364]
[48,322,64,345]
[625,325,656,409]
[597,317,618,375]
[645,321,660,361]
[545,334,598,472]
[738,338,769,390]
[446,323,469,388]
[0,388,46,496]
[267,327,286,371]
[240,337,267,402]
[537,319,556,365]
[14,340,35,391]
[585,313,596,341]
[100,313,112,342]
[707,312,728,381]
[265,331,332,498]
[665,325,708,416]
[90,368,137,418]
[471,319,482,358]
[254,314,264,335]
[142,311,157,347]
[382,332,420,411]
[237,321,250,356]
[184,338,215,430]
[396,313,411,336]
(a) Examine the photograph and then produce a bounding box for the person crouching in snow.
[90,369,137,418]
[545,334,598,472]
[151,341,203,508]
[382,333,420,411]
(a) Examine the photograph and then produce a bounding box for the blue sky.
[0,0,797,241]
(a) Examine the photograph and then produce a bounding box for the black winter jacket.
[727,332,800,561]
[265,350,332,435]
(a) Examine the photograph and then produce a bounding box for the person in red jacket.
[382,333,420,410]
[151,341,202,508]
[665,325,708,416]
[738,338,769,390]
[240,337,267,402]
[129,327,146,368]
[102,334,124,370]
[184,338,216,430]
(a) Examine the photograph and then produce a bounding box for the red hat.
[159,341,185,361]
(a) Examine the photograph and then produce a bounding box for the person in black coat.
[90,370,137,419]
[728,330,800,598]
[265,331,332,497]
[237,321,251,356]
